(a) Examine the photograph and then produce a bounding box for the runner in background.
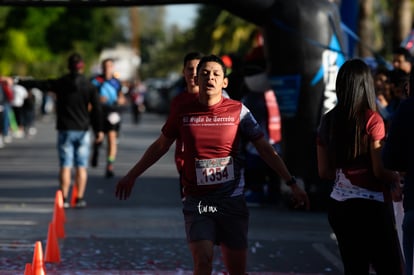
[169,51,204,199]
[91,58,126,178]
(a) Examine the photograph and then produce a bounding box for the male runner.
[116,54,309,274]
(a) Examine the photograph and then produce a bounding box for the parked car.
[143,78,171,114]
[143,76,184,114]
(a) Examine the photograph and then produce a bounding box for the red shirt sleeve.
[366,110,385,142]
[161,107,179,140]
[1,81,13,102]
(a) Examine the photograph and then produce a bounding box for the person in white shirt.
[11,84,28,138]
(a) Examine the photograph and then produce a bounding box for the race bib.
[195,156,235,185]
[107,112,121,125]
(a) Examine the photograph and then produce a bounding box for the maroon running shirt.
[162,96,264,198]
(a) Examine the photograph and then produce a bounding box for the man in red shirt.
[170,52,203,199]
[116,54,309,274]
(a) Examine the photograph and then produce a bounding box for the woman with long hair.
[317,59,403,274]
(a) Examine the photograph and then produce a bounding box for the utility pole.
[129,6,140,51]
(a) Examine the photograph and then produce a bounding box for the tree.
[358,0,375,57]
[356,0,413,61]
[210,10,257,55]
[393,0,413,50]
[0,7,64,75]
[137,6,170,79]
[46,8,124,54]
[0,7,126,77]
[136,4,259,80]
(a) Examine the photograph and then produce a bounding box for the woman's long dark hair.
[326,59,378,167]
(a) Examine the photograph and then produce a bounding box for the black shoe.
[63,198,70,209]
[75,198,87,208]
[105,169,114,178]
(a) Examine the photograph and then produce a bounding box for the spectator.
[11,83,28,138]
[170,51,204,199]
[0,78,11,148]
[22,88,37,137]
[386,68,410,124]
[373,66,392,122]
[17,53,104,208]
[1,78,13,144]
[317,59,403,274]
[392,47,412,74]
[383,63,414,275]
[128,79,146,124]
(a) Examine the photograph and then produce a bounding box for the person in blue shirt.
[91,58,126,178]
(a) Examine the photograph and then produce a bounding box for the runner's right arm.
[115,133,175,200]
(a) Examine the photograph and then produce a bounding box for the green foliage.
[0,3,259,80]
[140,28,197,79]
[1,29,36,75]
[138,6,168,79]
[0,7,126,77]
[140,4,258,80]
[192,4,222,54]
[0,7,11,29]
[185,4,257,58]
[0,2,409,81]
[211,11,257,55]
[6,7,65,49]
[46,8,123,54]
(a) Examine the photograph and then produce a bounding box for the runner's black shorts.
[102,108,121,133]
[182,195,249,249]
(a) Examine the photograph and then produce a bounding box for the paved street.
[0,112,343,275]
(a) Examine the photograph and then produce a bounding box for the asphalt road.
[0,111,343,275]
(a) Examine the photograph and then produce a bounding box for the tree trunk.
[129,7,140,53]
[358,0,374,57]
[393,0,412,50]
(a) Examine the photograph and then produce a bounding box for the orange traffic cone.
[45,222,61,263]
[54,190,66,222]
[70,183,78,208]
[31,241,46,275]
[24,263,32,275]
[52,201,65,239]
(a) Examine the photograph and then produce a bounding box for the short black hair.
[101,58,114,67]
[67,52,84,72]
[183,52,204,67]
[393,47,412,62]
[196,54,227,76]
